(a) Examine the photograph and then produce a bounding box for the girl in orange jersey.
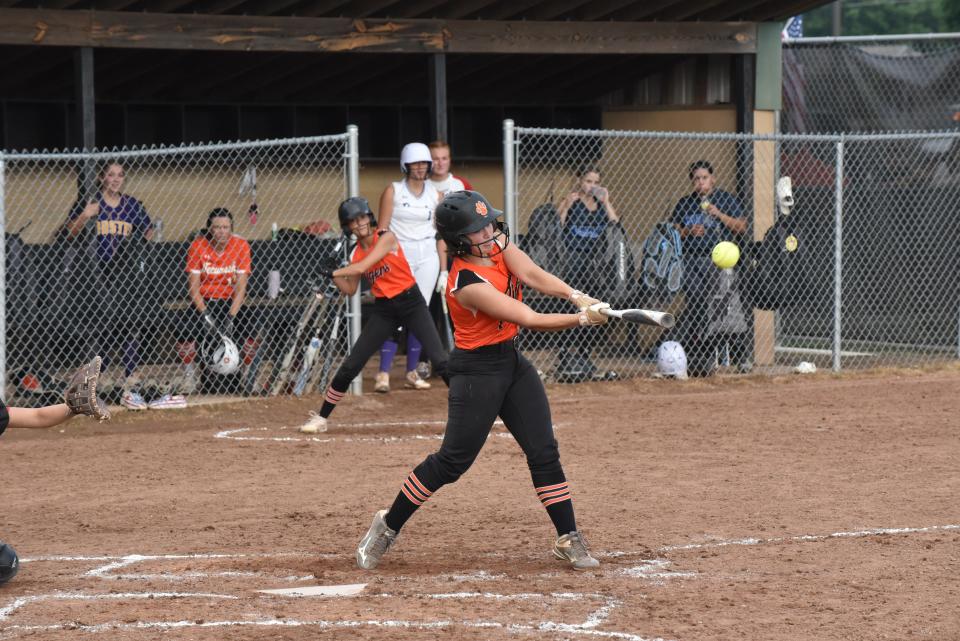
[356,190,609,572]
[296,197,448,435]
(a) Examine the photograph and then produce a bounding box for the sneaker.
[374,372,390,394]
[298,412,328,434]
[147,394,187,410]
[356,509,398,570]
[404,370,431,390]
[415,361,432,380]
[553,531,600,570]
[121,391,148,411]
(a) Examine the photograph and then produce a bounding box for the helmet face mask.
[435,190,510,258]
[205,336,240,376]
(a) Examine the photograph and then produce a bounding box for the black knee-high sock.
[319,381,349,419]
[384,470,435,532]
[536,481,576,535]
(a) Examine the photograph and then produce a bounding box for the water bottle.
[271,222,278,241]
[153,219,163,242]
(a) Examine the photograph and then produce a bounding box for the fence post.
[503,119,517,244]
[346,124,362,396]
[832,136,845,372]
[0,154,5,401]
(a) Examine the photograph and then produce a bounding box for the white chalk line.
[658,523,960,553]
[8,523,959,639]
[214,419,563,443]
[0,590,669,641]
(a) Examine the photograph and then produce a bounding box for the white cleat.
[298,412,328,434]
[404,370,431,390]
[356,509,397,570]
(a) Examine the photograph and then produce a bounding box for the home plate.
[257,583,367,597]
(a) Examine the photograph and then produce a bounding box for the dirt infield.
[3,366,960,640]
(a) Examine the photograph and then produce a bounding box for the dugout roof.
[0,1,831,154]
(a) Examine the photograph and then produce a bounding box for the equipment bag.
[641,222,683,296]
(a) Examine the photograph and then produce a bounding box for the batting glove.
[578,302,610,326]
[569,289,600,310]
[436,270,448,294]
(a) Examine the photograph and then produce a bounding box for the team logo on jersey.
[475,201,488,216]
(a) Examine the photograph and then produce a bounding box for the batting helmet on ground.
[657,341,688,380]
[204,335,240,376]
[0,542,19,586]
[435,190,509,257]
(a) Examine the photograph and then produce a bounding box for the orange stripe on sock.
[408,472,433,497]
[403,479,430,502]
[542,494,571,507]
[401,485,425,505]
[536,482,568,494]
[538,488,569,501]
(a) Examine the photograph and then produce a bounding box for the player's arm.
[501,242,576,301]
[707,194,747,234]
[455,280,605,332]
[229,242,252,316]
[7,405,74,429]
[66,200,99,238]
[229,271,248,316]
[377,185,395,231]
[331,231,398,295]
[188,272,206,312]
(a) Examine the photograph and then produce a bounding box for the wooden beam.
[0,8,757,54]
[445,20,756,55]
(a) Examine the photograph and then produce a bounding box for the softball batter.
[356,190,609,571]
[297,197,448,434]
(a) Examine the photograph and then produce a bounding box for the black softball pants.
[422,341,565,490]
[330,286,448,390]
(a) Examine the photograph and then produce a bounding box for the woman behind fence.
[554,165,619,382]
[65,160,153,409]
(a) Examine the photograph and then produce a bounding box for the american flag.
[782,15,803,40]
[782,16,808,132]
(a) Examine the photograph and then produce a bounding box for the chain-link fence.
[1,131,359,407]
[506,122,960,381]
[783,34,960,133]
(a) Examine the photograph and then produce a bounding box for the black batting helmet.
[0,542,19,586]
[435,191,509,257]
[337,197,376,234]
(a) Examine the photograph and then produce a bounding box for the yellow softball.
[711,241,740,270]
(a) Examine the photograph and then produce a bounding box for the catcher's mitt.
[63,356,111,421]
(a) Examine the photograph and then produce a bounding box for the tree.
[801,0,960,37]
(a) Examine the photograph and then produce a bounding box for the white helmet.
[205,336,240,375]
[400,142,432,175]
[657,341,688,380]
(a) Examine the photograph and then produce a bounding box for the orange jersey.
[351,230,417,299]
[446,252,522,350]
[186,235,252,300]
